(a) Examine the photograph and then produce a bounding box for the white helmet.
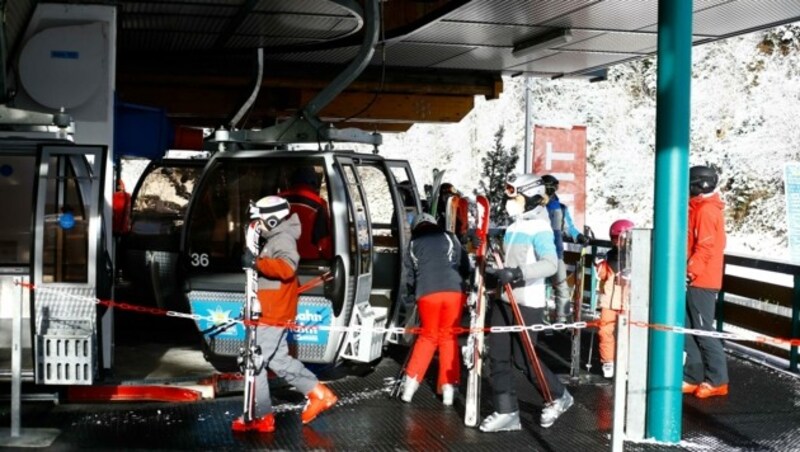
[505,173,547,214]
[505,173,546,199]
[250,195,290,229]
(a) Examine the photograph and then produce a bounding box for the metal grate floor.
[1,333,799,451]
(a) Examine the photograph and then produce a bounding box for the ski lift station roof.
[6,0,800,132]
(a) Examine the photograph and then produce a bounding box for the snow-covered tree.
[479,125,519,225]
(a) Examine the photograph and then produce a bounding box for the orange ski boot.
[682,381,699,394]
[301,383,338,424]
[694,382,728,399]
[231,413,275,433]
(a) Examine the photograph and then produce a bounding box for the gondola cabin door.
[334,157,384,362]
[382,159,422,345]
[32,145,107,385]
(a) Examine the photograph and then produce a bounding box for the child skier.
[232,195,337,433]
[480,173,573,432]
[594,219,634,379]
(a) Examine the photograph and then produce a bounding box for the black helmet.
[412,213,438,232]
[541,174,559,196]
[689,165,718,196]
[290,166,320,189]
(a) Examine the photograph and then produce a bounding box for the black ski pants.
[487,298,565,413]
[684,287,729,386]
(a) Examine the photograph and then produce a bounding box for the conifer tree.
[479,125,519,225]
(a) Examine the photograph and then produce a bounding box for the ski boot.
[441,384,455,406]
[694,382,728,399]
[400,376,420,403]
[231,413,275,433]
[479,411,521,432]
[301,383,338,424]
[602,363,615,379]
[540,390,574,428]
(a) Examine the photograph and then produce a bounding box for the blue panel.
[287,303,332,346]
[191,299,245,340]
[114,99,173,160]
[190,298,332,346]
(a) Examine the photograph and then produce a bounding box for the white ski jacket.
[501,208,558,308]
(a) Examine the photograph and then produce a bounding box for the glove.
[242,248,257,269]
[487,267,523,286]
[576,233,591,245]
[530,194,545,207]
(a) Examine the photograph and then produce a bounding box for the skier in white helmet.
[232,195,337,433]
[480,173,574,432]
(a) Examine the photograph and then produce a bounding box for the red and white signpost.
[532,125,587,229]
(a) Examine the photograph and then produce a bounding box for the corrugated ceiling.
[5,0,800,128]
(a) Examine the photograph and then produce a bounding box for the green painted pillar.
[646,0,693,443]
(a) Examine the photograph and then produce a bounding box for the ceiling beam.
[332,121,413,133]
[301,91,474,123]
[214,0,259,48]
[116,72,501,98]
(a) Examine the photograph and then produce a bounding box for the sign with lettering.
[784,163,800,263]
[532,125,588,229]
[288,303,332,346]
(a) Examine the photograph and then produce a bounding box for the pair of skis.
[240,218,264,424]
[463,196,554,426]
[463,195,490,427]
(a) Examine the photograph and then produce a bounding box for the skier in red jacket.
[682,165,729,399]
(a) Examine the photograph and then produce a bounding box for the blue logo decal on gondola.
[288,304,331,346]
[191,300,244,339]
[58,212,75,230]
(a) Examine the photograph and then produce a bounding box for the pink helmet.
[609,219,634,241]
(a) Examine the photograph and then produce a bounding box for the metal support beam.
[791,274,800,372]
[627,229,652,440]
[305,0,375,117]
[220,0,380,147]
[647,0,693,443]
[524,75,532,173]
[11,277,21,437]
[0,0,8,103]
[612,313,629,452]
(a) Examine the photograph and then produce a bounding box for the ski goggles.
[505,183,519,198]
[505,179,543,198]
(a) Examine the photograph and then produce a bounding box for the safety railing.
[564,240,800,372]
[718,254,800,372]
[563,243,800,373]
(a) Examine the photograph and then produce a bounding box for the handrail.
[559,242,800,373]
[724,253,800,276]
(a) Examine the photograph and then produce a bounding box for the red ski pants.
[405,291,465,390]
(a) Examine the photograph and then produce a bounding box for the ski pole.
[298,272,333,294]
[389,304,419,399]
[489,244,554,404]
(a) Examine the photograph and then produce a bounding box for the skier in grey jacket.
[480,173,574,432]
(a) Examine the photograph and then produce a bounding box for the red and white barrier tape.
[16,282,800,347]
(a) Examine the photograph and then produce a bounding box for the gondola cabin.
[0,136,110,386]
[182,150,422,371]
[118,154,207,310]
